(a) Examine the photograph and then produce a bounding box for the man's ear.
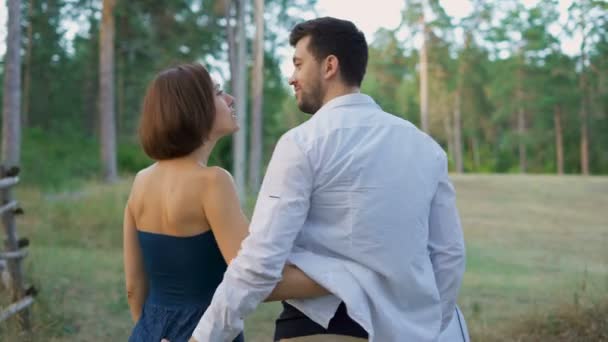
[322,55,339,80]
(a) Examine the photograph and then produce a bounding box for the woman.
[124,63,328,342]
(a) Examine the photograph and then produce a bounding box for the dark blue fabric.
[129,230,244,342]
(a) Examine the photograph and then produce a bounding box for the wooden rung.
[0,177,19,190]
[0,296,34,323]
[0,249,28,260]
[0,200,18,215]
[4,166,20,177]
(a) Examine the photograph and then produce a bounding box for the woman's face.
[209,83,238,139]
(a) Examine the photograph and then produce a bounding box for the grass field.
[0,174,606,341]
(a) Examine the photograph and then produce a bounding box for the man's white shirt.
[193,93,466,342]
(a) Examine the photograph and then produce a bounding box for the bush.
[117,138,153,173]
[19,128,152,190]
[21,128,100,190]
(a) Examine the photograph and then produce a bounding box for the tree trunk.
[469,136,480,171]
[452,97,463,173]
[2,0,22,168]
[1,0,31,333]
[517,62,527,173]
[99,0,118,182]
[578,6,590,175]
[554,105,564,175]
[599,57,607,118]
[225,0,237,88]
[453,55,464,174]
[84,18,98,136]
[453,31,472,174]
[580,95,590,175]
[443,111,454,165]
[248,0,264,192]
[419,17,430,133]
[22,0,34,128]
[117,45,125,136]
[231,0,247,200]
[517,106,527,173]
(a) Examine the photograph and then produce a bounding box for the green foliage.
[20,128,100,190]
[117,138,153,173]
[1,0,607,186]
[1,0,322,187]
[19,128,152,190]
[358,0,608,174]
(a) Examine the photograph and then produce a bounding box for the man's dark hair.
[289,17,368,87]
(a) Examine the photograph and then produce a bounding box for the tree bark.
[579,92,590,175]
[22,0,34,128]
[1,1,30,333]
[472,136,480,171]
[517,60,527,173]
[453,42,466,174]
[578,6,590,175]
[99,0,118,182]
[443,110,454,165]
[517,106,527,173]
[231,0,247,200]
[248,0,264,192]
[452,95,463,173]
[554,105,564,175]
[419,15,430,133]
[2,0,22,168]
[225,0,237,88]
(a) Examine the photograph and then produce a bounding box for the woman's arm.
[123,201,148,323]
[265,264,330,301]
[202,167,329,300]
[200,167,249,264]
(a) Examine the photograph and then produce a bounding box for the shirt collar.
[317,93,379,114]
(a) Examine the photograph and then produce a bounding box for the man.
[191,17,466,342]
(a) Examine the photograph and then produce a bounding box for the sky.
[0,0,581,81]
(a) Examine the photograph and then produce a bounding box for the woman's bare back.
[128,159,216,237]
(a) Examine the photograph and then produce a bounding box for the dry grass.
[0,174,606,341]
[475,299,608,342]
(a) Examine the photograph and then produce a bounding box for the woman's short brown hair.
[138,63,216,160]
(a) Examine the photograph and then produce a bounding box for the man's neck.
[321,85,361,107]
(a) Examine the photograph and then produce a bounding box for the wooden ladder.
[0,165,35,336]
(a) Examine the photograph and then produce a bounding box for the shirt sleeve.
[192,132,313,341]
[428,152,466,332]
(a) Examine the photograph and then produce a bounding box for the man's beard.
[298,81,324,115]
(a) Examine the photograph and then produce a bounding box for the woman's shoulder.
[130,163,158,188]
[127,163,158,201]
[134,162,158,177]
[129,163,236,198]
[191,166,239,206]
[196,166,236,190]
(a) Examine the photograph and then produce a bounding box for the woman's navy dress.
[129,230,244,342]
